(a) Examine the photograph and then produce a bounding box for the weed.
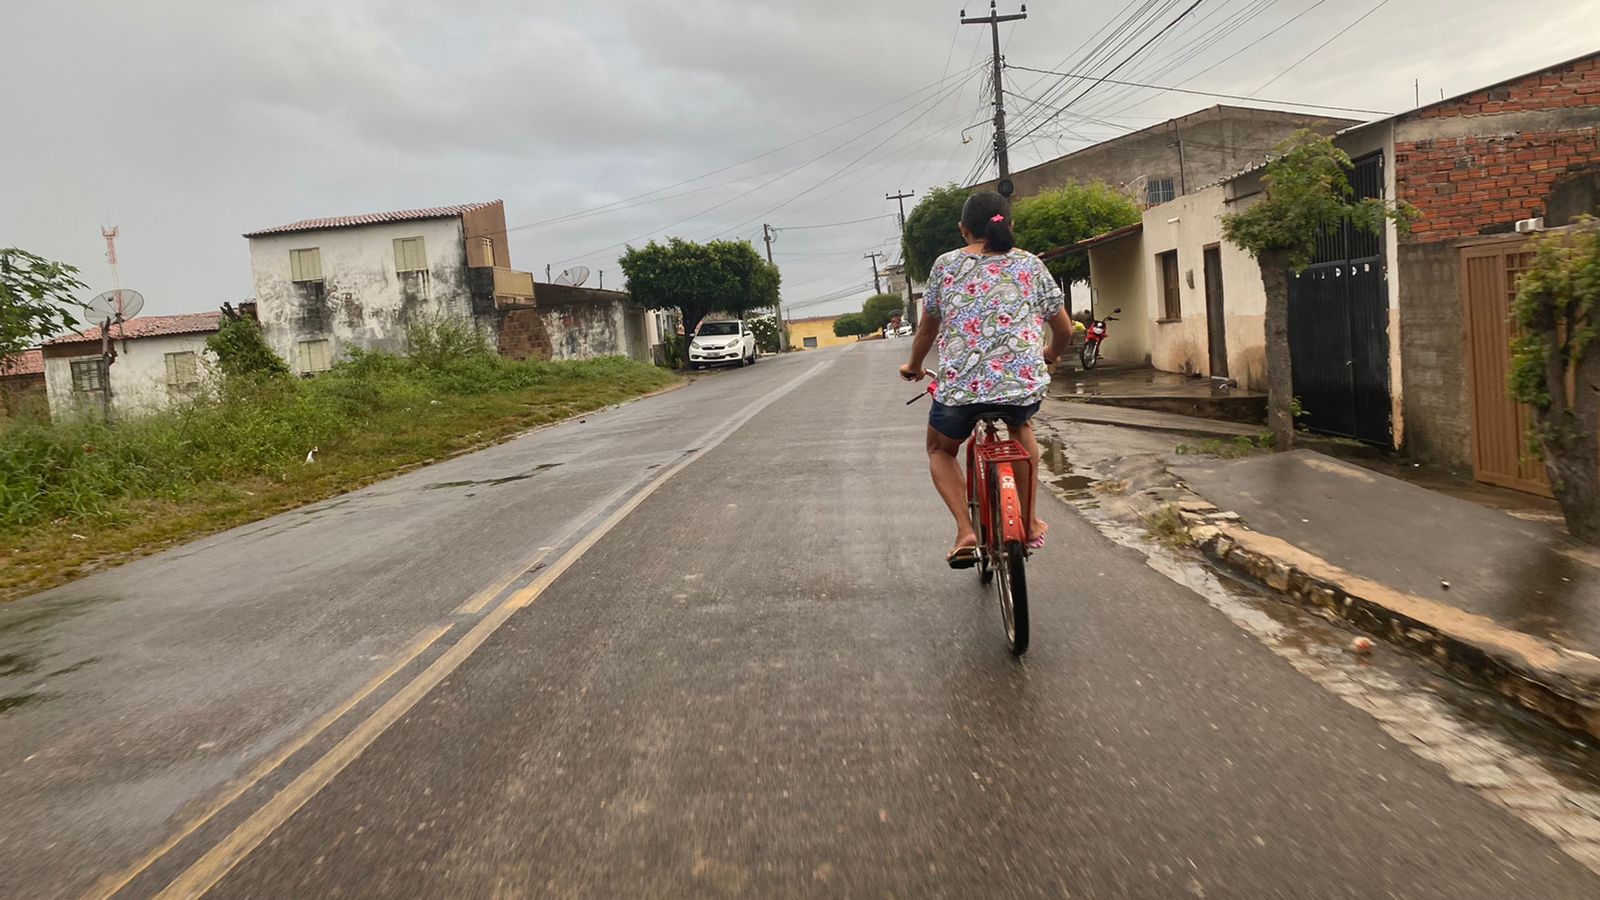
[0,354,676,601]
[1174,435,1271,459]
[1144,503,1192,547]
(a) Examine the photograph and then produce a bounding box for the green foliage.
[1509,224,1600,450]
[0,354,673,536]
[619,237,780,338]
[1222,130,1418,270]
[406,314,490,370]
[1012,182,1142,283]
[206,315,290,381]
[902,184,970,282]
[861,294,905,333]
[747,315,785,354]
[1,248,83,358]
[1144,503,1193,546]
[832,313,868,338]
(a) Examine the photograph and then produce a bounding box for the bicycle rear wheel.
[988,474,1029,655]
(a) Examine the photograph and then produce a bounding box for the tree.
[1,248,82,361]
[861,294,905,333]
[747,315,786,354]
[1012,181,1142,284]
[1222,130,1417,450]
[619,238,780,365]
[1509,224,1600,543]
[833,313,868,338]
[207,310,290,381]
[902,184,970,282]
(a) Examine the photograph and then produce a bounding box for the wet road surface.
[3,341,1599,898]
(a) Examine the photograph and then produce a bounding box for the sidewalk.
[1034,405,1600,739]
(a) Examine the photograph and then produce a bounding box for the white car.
[688,320,758,369]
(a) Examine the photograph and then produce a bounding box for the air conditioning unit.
[1515,216,1545,234]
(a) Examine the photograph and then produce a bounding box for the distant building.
[0,350,46,418]
[244,200,657,370]
[41,313,221,419]
[784,315,854,350]
[244,201,535,374]
[974,105,1359,207]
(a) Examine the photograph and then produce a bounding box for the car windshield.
[697,322,740,336]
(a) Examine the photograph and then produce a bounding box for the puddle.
[425,462,562,490]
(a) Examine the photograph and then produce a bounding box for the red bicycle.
[909,376,1033,655]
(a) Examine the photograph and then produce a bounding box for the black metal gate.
[1286,153,1391,445]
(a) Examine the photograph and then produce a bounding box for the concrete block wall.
[497,307,553,361]
[1396,242,1472,469]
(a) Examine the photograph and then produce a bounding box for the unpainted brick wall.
[496,308,553,361]
[1396,57,1600,243]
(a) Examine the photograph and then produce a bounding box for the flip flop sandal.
[1027,525,1049,550]
[946,545,980,569]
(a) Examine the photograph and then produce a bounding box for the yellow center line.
[141,356,834,899]
[84,622,453,900]
[453,547,554,616]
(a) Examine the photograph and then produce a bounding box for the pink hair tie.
[991,214,1005,222]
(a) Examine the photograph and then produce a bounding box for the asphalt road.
[3,341,1598,898]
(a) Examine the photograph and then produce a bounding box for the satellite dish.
[83,289,144,322]
[553,266,592,287]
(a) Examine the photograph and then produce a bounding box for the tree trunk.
[1544,351,1600,544]
[1258,251,1295,451]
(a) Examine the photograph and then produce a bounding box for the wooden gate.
[1460,240,1552,497]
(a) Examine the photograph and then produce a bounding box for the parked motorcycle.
[1079,308,1120,370]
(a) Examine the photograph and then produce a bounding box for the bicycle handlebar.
[904,370,937,405]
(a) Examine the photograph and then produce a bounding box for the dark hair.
[961,191,1015,253]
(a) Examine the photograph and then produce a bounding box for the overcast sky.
[5,0,1598,322]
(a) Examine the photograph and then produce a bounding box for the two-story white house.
[243,200,535,374]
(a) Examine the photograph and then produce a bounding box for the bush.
[207,315,290,381]
[406,315,490,369]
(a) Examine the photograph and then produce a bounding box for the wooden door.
[1203,245,1227,378]
[1460,241,1552,497]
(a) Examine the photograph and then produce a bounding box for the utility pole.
[599,269,604,290]
[865,251,884,295]
[764,223,788,351]
[886,190,916,327]
[961,1,1027,197]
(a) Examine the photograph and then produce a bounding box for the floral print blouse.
[922,248,1065,406]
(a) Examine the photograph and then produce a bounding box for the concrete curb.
[1175,502,1600,741]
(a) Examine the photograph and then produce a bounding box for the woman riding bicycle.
[899,191,1074,568]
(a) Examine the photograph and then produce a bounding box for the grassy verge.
[0,353,677,602]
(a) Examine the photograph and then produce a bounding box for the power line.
[776,214,899,231]
[1011,0,1209,146]
[1005,62,1391,115]
[552,65,980,266]
[1253,0,1394,94]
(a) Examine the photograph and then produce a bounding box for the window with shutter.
[297,339,333,374]
[479,237,496,267]
[70,358,105,393]
[1145,177,1175,207]
[290,248,323,282]
[394,237,428,273]
[1159,250,1182,320]
[165,351,199,391]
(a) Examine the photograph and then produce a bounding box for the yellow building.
[785,315,855,351]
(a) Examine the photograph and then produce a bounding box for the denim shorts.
[928,399,1041,441]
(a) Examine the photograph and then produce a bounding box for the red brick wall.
[1395,56,1600,243]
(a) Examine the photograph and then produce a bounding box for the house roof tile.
[47,312,223,346]
[243,201,500,237]
[0,349,44,377]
